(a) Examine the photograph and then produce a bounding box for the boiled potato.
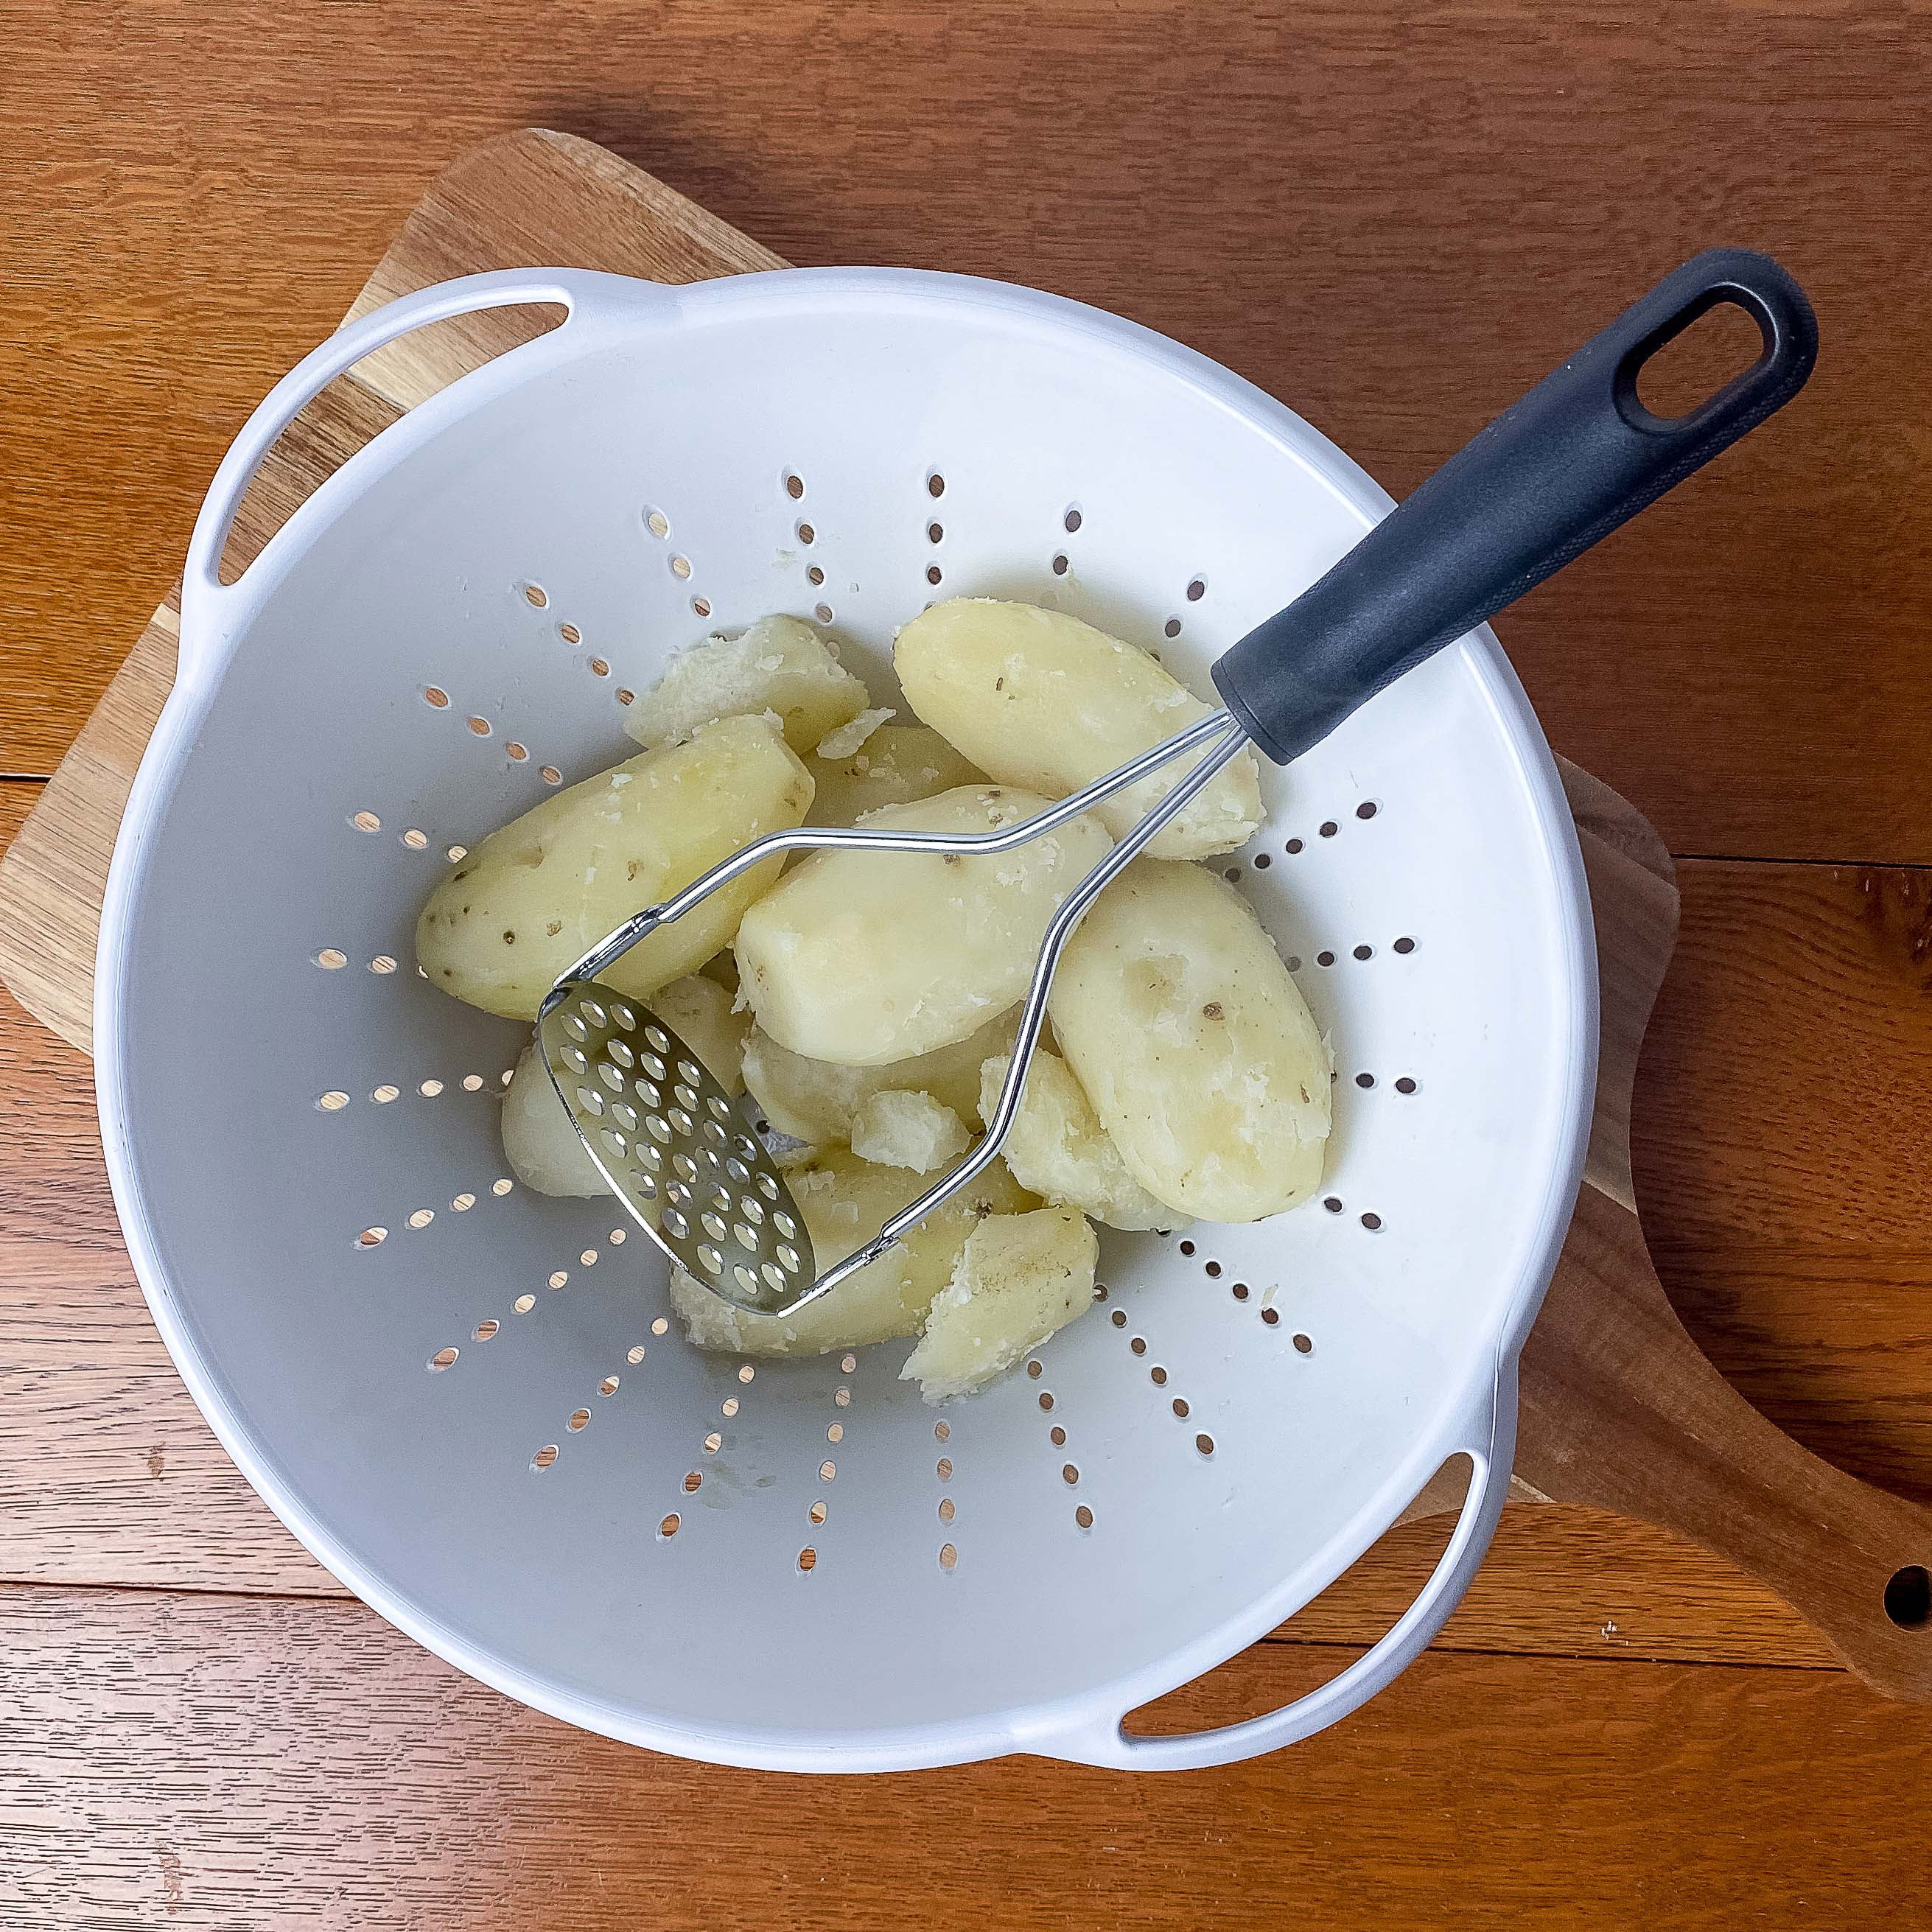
[901,1208,1099,1402]
[979,1048,1172,1231]
[849,1090,970,1173]
[417,714,812,1020]
[1049,859,1329,1220]
[668,1147,1035,1357]
[645,972,750,1095]
[813,707,896,760]
[623,614,869,754]
[500,1040,605,1197]
[740,1008,1017,1145]
[735,785,1112,1065]
[895,599,1264,861]
[804,724,986,827]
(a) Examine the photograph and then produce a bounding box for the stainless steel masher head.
[539,248,1815,1320]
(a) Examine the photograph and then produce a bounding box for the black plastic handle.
[1212,248,1818,763]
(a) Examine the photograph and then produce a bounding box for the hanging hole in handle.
[1884,1564,1931,1629]
[212,301,571,586]
[1629,294,1772,424]
[1119,1453,1476,1738]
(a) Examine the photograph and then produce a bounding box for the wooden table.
[3,5,1929,1925]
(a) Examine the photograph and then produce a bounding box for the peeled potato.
[623,615,869,754]
[668,1147,1035,1357]
[735,785,1112,1065]
[979,1048,1172,1231]
[900,1208,1099,1402]
[804,724,986,827]
[849,1090,970,1173]
[417,714,812,1020]
[1049,859,1330,1220]
[895,599,1264,860]
[500,1041,605,1197]
[645,973,750,1095]
[741,1008,1018,1145]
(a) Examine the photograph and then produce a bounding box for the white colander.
[96,267,1597,1771]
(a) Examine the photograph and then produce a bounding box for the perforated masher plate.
[537,981,811,1312]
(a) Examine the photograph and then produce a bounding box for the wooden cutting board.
[1,127,1926,1700]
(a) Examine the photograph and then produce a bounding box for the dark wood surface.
[4,4,1931,1925]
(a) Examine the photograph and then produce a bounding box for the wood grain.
[4,5,1932,859]
[0,1584,1924,1932]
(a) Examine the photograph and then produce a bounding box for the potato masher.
[540,246,1815,1317]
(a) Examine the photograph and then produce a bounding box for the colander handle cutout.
[1045,1364,1517,1772]
[1213,248,1818,763]
[176,268,660,673]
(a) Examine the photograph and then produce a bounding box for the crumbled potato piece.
[895,598,1265,860]
[813,706,895,761]
[417,714,811,1019]
[645,973,751,1094]
[500,1041,604,1197]
[900,1208,1099,1402]
[740,1008,1017,1145]
[850,1090,970,1173]
[1049,858,1329,1221]
[804,724,986,827]
[622,614,870,754]
[979,1048,1172,1231]
[668,1148,1035,1357]
[735,785,1112,1065]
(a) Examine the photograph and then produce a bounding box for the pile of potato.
[416,602,1331,1401]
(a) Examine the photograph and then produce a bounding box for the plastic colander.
[95,267,1597,1771]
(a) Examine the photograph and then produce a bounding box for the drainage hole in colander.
[1261,1308,1281,1328]
[934,1419,951,1442]
[927,520,944,544]
[589,656,610,678]
[475,1320,499,1343]
[1356,1071,1376,1089]
[1204,1259,1222,1278]
[702,1431,721,1454]
[939,1543,958,1571]
[926,471,945,499]
[533,1443,559,1470]
[506,741,528,763]
[784,472,805,500]
[371,1085,399,1105]
[1252,853,1271,869]
[522,582,549,609]
[825,1424,844,1445]
[1186,576,1207,603]
[1064,505,1082,533]
[452,1192,475,1212]
[652,1317,668,1336]
[795,521,816,547]
[806,564,825,588]
[1150,1365,1169,1385]
[423,685,449,709]
[445,842,468,863]
[1195,1433,1215,1457]
[659,1512,679,1538]
[1231,1281,1248,1301]
[427,1347,458,1372]
[352,810,383,834]
[798,1547,818,1573]
[1172,1398,1190,1418]
[1049,1424,1066,1446]
[820,1460,837,1482]
[934,1457,951,1481]
[1051,553,1069,576]
[514,1293,536,1314]
[492,1178,514,1197]
[368,956,397,976]
[815,602,835,623]
[1362,1212,1383,1231]
[315,1091,349,1113]
[548,1270,567,1289]
[1109,1308,1127,1328]
[1358,800,1379,819]
[1130,1337,1147,1356]
[1396,1076,1419,1094]
[1320,819,1339,837]
[1286,837,1303,855]
[314,948,347,970]
[1323,1196,1343,1213]
[466,715,491,737]
[615,687,635,707]
[598,1376,619,1398]
[579,1249,598,1267]
[721,1397,738,1418]
[645,507,671,538]
[1394,934,1418,954]
[1075,1505,1094,1530]
[834,1386,851,1407]
[1061,1464,1079,1486]
[1294,1333,1314,1355]
[693,595,712,618]
[627,1345,646,1365]
[1354,944,1373,961]
[682,1470,701,1491]
[400,827,428,850]
[1163,617,1182,640]
[808,1499,827,1525]
[927,564,942,587]
[1038,1391,1055,1412]
[559,622,581,646]
[541,766,563,786]
[407,1209,434,1231]
[1316,950,1336,967]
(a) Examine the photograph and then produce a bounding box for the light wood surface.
[4,8,1931,1924]
[7,124,1928,1699]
